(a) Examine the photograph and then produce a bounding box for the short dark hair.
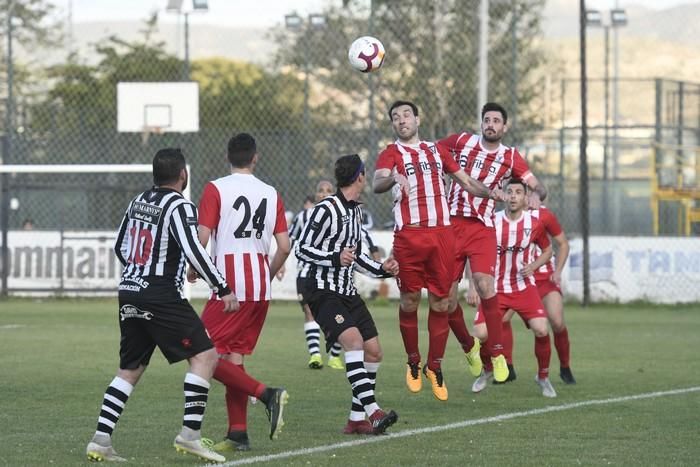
[335,154,365,188]
[227,133,257,168]
[388,100,419,119]
[304,195,315,204]
[507,178,527,191]
[481,102,508,123]
[153,148,186,186]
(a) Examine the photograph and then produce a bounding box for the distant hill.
[543,1,700,46]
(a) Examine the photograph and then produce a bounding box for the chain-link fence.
[1,0,699,300]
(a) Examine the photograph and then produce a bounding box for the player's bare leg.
[399,290,422,393]
[543,290,575,384]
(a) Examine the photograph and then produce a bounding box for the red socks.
[502,320,514,365]
[534,335,552,380]
[427,309,449,371]
[448,303,475,352]
[481,295,504,356]
[399,307,420,364]
[554,328,571,368]
[214,358,265,398]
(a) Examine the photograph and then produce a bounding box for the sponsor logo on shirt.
[131,202,163,225]
[335,314,345,324]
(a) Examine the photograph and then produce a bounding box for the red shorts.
[393,225,455,298]
[201,299,269,355]
[535,276,562,298]
[474,286,546,325]
[452,217,497,281]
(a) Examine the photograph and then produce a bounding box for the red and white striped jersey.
[375,140,459,231]
[439,132,533,227]
[493,210,550,293]
[530,206,563,281]
[198,173,287,302]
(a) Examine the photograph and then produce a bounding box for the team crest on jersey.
[335,314,345,324]
[341,214,351,224]
[119,305,153,321]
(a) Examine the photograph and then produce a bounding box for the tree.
[0,0,62,133]
[273,0,549,142]
[271,0,549,224]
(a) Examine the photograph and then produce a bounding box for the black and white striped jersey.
[114,187,230,300]
[295,190,391,295]
[292,203,381,279]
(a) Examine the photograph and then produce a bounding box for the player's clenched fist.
[381,257,400,276]
[220,292,240,313]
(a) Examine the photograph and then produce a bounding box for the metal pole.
[612,5,620,179]
[510,2,519,142]
[303,34,310,131]
[602,26,610,232]
[477,0,489,127]
[368,0,377,161]
[1,4,15,297]
[579,0,590,306]
[184,12,190,80]
[560,78,566,199]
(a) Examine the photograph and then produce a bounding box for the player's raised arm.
[450,169,504,201]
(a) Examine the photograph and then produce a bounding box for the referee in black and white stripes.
[86,148,234,463]
[296,154,400,435]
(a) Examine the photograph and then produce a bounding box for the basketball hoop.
[140,125,164,146]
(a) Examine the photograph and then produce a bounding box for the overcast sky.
[53,0,699,28]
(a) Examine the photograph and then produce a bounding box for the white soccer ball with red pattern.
[348,36,385,73]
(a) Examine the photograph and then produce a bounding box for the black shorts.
[296,277,314,308]
[306,290,378,352]
[118,297,213,369]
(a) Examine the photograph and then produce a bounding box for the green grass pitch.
[1,298,699,466]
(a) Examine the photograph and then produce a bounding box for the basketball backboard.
[117,82,199,133]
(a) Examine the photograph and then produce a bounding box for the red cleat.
[342,419,374,435]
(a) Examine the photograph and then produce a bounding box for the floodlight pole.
[184,12,190,80]
[477,0,489,127]
[1,2,15,297]
[579,0,591,306]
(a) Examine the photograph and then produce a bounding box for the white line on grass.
[0,324,26,330]
[203,386,700,467]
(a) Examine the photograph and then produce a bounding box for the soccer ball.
[348,36,385,73]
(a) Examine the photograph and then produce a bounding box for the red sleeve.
[273,193,287,234]
[540,208,563,237]
[437,133,462,152]
[511,149,533,180]
[375,146,396,171]
[198,182,221,229]
[532,221,551,250]
[437,142,459,173]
